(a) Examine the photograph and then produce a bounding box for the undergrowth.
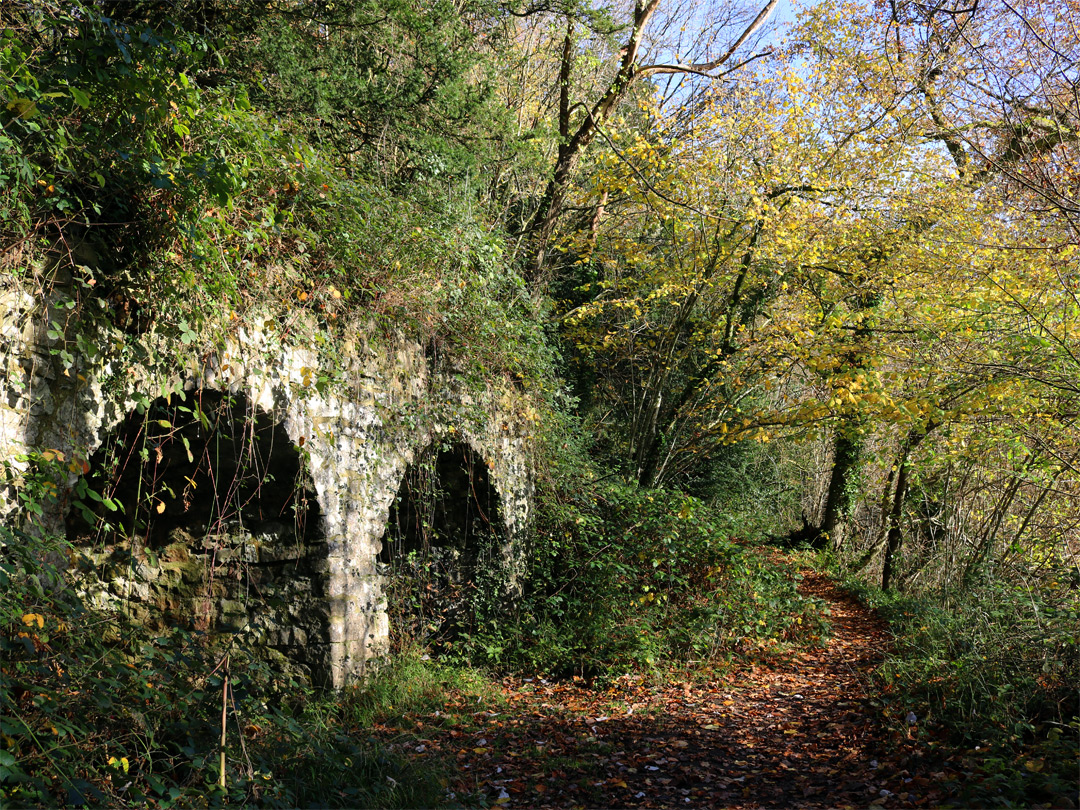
[384,459,832,681]
[0,525,453,809]
[342,648,499,731]
[2,0,553,395]
[841,571,1079,808]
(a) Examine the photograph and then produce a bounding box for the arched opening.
[65,389,331,686]
[378,439,505,654]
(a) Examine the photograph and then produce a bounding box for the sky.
[759,0,816,49]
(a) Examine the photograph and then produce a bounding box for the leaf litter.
[367,572,1022,808]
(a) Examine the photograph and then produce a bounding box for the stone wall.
[1,278,534,687]
[66,389,335,685]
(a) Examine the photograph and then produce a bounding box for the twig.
[230,680,255,781]
[219,653,229,790]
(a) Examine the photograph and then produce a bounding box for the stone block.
[252,541,305,563]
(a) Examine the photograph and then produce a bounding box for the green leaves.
[1,517,442,809]
[246,0,506,183]
[68,86,90,108]
[178,320,197,345]
[5,97,38,119]
[862,575,1079,805]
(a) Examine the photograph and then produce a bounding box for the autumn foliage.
[2,0,1078,806]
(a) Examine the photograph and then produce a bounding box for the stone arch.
[375,433,511,652]
[0,309,536,687]
[64,388,333,686]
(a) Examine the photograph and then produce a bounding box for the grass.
[836,569,1079,808]
[342,647,501,731]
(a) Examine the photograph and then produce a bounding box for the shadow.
[386,673,893,809]
[65,388,333,686]
[378,440,505,653]
[374,576,929,809]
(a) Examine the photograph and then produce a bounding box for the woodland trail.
[374,572,952,809]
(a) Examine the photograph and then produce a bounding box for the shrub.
[0,524,446,808]
[846,573,1079,807]
[427,476,831,678]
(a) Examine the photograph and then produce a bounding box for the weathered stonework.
[1,278,534,687]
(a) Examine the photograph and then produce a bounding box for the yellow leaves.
[21,613,45,629]
[108,756,130,773]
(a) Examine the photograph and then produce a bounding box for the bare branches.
[525,0,782,281]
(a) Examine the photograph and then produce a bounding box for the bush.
[0,524,446,808]
[425,476,831,679]
[845,574,1079,806]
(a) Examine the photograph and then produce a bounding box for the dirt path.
[376,572,939,808]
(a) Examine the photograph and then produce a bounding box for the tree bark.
[881,453,910,591]
[817,431,862,550]
[880,426,935,590]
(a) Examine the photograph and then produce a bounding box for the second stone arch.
[376,432,512,656]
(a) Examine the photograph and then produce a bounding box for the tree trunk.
[960,452,1037,588]
[522,0,777,284]
[881,454,910,591]
[817,430,861,550]
[848,459,900,574]
[881,426,935,591]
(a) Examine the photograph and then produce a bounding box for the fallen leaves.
[368,571,973,808]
